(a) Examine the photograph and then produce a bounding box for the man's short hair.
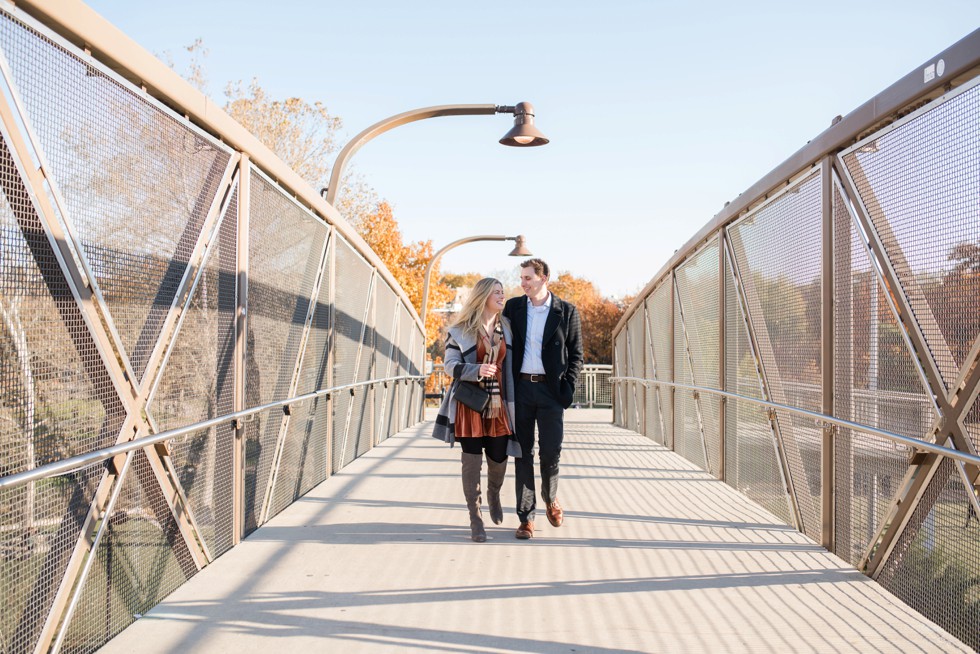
[521,258,550,278]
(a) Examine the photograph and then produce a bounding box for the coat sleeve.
[564,303,585,387]
[443,332,483,382]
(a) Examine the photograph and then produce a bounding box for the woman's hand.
[479,363,498,378]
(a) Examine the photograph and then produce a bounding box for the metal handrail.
[610,376,980,467]
[0,375,425,491]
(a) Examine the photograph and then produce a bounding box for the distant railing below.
[425,363,613,408]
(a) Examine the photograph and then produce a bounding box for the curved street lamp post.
[323,102,547,206]
[420,234,532,323]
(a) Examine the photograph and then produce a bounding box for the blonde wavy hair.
[451,277,503,336]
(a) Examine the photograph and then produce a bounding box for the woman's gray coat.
[432,317,521,457]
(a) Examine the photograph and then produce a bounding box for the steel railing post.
[233,155,250,545]
[821,156,835,551]
[718,232,727,481]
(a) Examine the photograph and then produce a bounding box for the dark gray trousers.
[514,378,564,523]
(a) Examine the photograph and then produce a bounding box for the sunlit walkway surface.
[100,412,964,653]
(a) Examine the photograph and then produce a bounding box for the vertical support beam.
[641,302,648,438]
[718,232,728,481]
[367,274,377,447]
[669,269,676,451]
[821,156,835,551]
[232,155,250,545]
[325,231,336,478]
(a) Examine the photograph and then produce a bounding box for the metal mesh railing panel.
[378,383,398,440]
[0,461,103,654]
[728,173,823,410]
[876,458,980,651]
[675,240,721,474]
[627,312,645,434]
[0,137,127,477]
[402,318,423,428]
[243,175,325,531]
[641,310,665,443]
[264,238,333,515]
[297,394,330,494]
[615,336,630,428]
[397,306,411,381]
[246,172,327,407]
[842,83,980,392]
[167,422,236,558]
[674,292,707,470]
[726,399,794,526]
[383,315,401,440]
[648,280,673,447]
[350,284,376,458]
[832,180,944,566]
[834,428,911,566]
[268,393,329,519]
[375,285,397,377]
[773,410,822,542]
[833,184,938,442]
[242,408,276,534]
[264,236,333,518]
[724,257,765,401]
[61,450,196,653]
[295,233,332,398]
[729,171,823,540]
[612,337,621,424]
[724,260,793,524]
[148,188,238,434]
[0,14,232,382]
[331,238,372,472]
[593,367,613,408]
[350,386,374,461]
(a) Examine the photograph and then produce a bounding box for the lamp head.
[500,102,549,147]
[508,235,533,257]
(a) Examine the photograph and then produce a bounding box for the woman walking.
[433,278,520,542]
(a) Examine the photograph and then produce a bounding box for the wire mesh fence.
[612,39,980,652]
[0,5,426,652]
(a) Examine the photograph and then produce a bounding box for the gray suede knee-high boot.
[461,453,486,542]
[486,456,507,525]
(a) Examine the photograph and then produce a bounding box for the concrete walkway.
[100,411,966,653]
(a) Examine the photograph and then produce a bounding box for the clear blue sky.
[86,0,980,297]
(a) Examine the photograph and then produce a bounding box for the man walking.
[503,258,584,539]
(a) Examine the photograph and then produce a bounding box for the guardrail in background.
[612,28,980,651]
[426,362,613,408]
[0,2,426,652]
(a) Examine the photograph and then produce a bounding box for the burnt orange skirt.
[455,335,510,438]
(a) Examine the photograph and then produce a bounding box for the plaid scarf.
[480,319,504,418]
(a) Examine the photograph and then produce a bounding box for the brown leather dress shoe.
[515,521,534,539]
[546,500,564,527]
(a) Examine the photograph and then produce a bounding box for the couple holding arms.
[433,258,584,541]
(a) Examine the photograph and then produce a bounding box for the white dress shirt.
[520,293,552,375]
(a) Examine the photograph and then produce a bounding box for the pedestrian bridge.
[95,412,964,653]
[0,3,979,653]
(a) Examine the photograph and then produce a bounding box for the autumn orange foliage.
[354,202,453,348]
[548,272,628,364]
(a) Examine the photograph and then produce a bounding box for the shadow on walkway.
[100,418,967,653]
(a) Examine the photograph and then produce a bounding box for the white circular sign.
[937,59,946,77]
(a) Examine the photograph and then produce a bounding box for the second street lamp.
[420,235,532,324]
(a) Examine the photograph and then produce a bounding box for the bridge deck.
[100,412,964,653]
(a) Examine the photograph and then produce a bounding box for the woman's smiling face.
[485,283,505,313]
